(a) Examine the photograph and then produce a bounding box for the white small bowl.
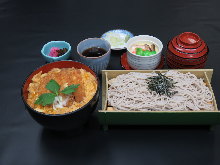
[126,35,163,70]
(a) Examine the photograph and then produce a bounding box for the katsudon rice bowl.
[21,61,99,130]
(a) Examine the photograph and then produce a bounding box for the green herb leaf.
[46,79,60,95]
[61,84,80,95]
[34,93,56,106]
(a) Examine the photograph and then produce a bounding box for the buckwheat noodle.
[107,71,214,111]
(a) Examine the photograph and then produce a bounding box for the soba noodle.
[107,71,214,111]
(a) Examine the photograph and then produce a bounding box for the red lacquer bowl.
[166,49,208,65]
[167,57,206,69]
[167,32,209,64]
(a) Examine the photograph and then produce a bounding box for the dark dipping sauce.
[82,47,107,57]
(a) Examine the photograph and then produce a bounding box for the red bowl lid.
[178,32,201,47]
[166,50,208,65]
[171,36,206,54]
[168,41,208,59]
[176,36,203,49]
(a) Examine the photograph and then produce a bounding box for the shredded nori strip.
[147,72,178,97]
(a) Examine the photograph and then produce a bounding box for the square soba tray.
[98,69,220,128]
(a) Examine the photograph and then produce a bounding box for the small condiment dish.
[41,41,71,62]
[101,29,134,50]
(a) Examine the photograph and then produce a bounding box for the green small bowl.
[41,41,71,62]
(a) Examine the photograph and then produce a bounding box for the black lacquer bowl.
[21,61,99,131]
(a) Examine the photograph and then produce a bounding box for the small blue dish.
[41,41,71,62]
[101,29,134,50]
